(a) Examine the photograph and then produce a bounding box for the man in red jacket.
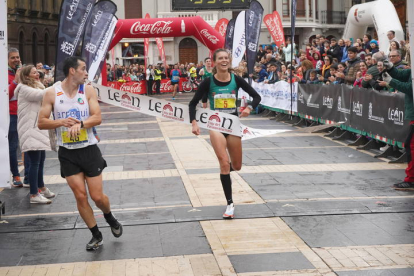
[8,48,23,187]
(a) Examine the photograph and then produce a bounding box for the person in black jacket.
[327,38,342,62]
[264,63,279,84]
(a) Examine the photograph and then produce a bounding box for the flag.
[232,11,246,68]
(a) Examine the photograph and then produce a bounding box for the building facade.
[7,0,62,66]
[110,0,383,67]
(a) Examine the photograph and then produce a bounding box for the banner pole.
[290,0,297,119]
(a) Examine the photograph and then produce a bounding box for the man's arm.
[38,88,79,129]
[84,85,102,128]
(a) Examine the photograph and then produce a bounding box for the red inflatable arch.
[102,16,225,85]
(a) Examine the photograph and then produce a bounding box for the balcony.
[157,11,219,27]
[321,11,346,25]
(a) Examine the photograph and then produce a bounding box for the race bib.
[172,76,180,81]
[214,94,236,114]
[61,128,89,145]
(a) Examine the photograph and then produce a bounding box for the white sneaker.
[40,188,55,198]
[223,203,234,219]
[22,183,30,188]
[30,194,52,204]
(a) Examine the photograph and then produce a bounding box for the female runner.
[189,49,261,219]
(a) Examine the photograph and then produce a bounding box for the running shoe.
[223,203,235,219]
[30,194,52,204]
[86,235,103,250]
[12,176,23,187]
[40,188,55,198]
[106,215,123,238]
[172,97,176,100]
[392,182,414,191]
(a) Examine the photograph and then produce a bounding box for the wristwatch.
[80,121,84,128]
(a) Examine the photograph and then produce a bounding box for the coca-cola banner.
[55,0,96,82]
[144,13,150,71]
[109,16,224,52]
[232,11,246,68]
[93,83,290,140]
[215,18,229,37]
[264,12,285,48]
[224,18,235,52]
[245,0,264,84]
[155,38,168,72]
[107,78,197,94]
[81,0,117,82]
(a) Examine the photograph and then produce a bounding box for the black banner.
[297,84,410,142]
[245,0,263,85]
[55,0,96,82]
[81,0,117,82]
[224,18,235,52]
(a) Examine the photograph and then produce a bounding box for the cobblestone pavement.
[0,93,413,276]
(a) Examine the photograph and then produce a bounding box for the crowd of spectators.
[248,31,411,92]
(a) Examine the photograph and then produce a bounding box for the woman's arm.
[234,75,261,109]
[189,78,210,123]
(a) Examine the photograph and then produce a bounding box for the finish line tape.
[93,83,291,140]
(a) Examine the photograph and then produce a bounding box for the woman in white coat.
[16,65,55,204]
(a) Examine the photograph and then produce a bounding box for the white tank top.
[53,83,98,149]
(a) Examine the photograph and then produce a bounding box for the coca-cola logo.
[120,82,143,94]
[219,22,227,37]
[152,80,173,92]
[130,21,173,35]
[200,29,219,44]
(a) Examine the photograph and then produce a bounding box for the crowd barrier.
[107,77,197,94]
[250,82,410,148]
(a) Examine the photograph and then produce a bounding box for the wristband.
[247,105,253,110]
[13,81,17,85]
[80,121,84,128]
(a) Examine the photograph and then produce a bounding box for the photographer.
[381,62,414,191]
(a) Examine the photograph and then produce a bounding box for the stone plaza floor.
[0,92,413,275]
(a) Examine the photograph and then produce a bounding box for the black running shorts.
[58,145,107,178]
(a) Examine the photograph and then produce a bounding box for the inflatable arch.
[109,16,225,52]
[343,0,404,54]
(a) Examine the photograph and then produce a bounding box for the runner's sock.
[89,224,102,239]
[220,174,233,205]
[104,212,120,228]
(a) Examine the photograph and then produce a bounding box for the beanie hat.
[370,39,378,46]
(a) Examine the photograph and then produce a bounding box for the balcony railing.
[321,11,346,25]
[157,11,219,26]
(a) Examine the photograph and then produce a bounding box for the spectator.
[320,55,333,83]
[123,72,132,82]
[297,51,307,67]
[146,65,154,95]
[300,60,314,83]
[354,42,365,60]
[306,47,323,70]
[387,30,400,48]
[365,53,374,68]
[327,38,342,61]
[354,61,368,87]
[370,40,379,54]
[7,48,23,187]
[154,64,162,94]
[363,34,372,53]
[333,63,346,84]
[307,71,323,84]
[256,45,266,62]
[36,62,43,70]
[282,38,295,63]
[381,64,413,190]
[389,49,408,69]
[253,64,268,83]
[130,72,138,81]
[106,63,114,82]
[15,65,55,203]
[362,51,386,89]
[265,63,279,84]
[341,39,352,62]
[327,64,339,84]
[389,41,400,53]
[342,47,361,85]
[364,61,388,91]
[279,64,288,81]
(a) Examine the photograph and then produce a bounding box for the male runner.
[38,57,122,250]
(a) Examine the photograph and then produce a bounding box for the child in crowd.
[370,40,379,54]
[254,64,268,83]
[307,71,322,84]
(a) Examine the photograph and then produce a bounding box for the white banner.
[92,83,289,140]
[232,11,246,68]
[0,0,10,188]
[238,81,298,113]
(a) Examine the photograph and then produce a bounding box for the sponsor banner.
[0,0,10,187]
[232,11,246,68]
[348,86,367,130]
[297,84,321,118]
[251,81,298,112]
[338,85,353,123]
[94,83,290,140]
[81,0,117,82]
[215,18,229,37]
[224,18,235,52]
[107,78,197,94]
[144,13,150,70]
[245,0,264,85]
[155,38,168,71]
[264,12,285,48]
[319,84,341,122]
[55,0,96,82]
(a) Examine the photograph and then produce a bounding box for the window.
[32,32,38,64]
[125,0,142,19]
[282,0,289,17]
